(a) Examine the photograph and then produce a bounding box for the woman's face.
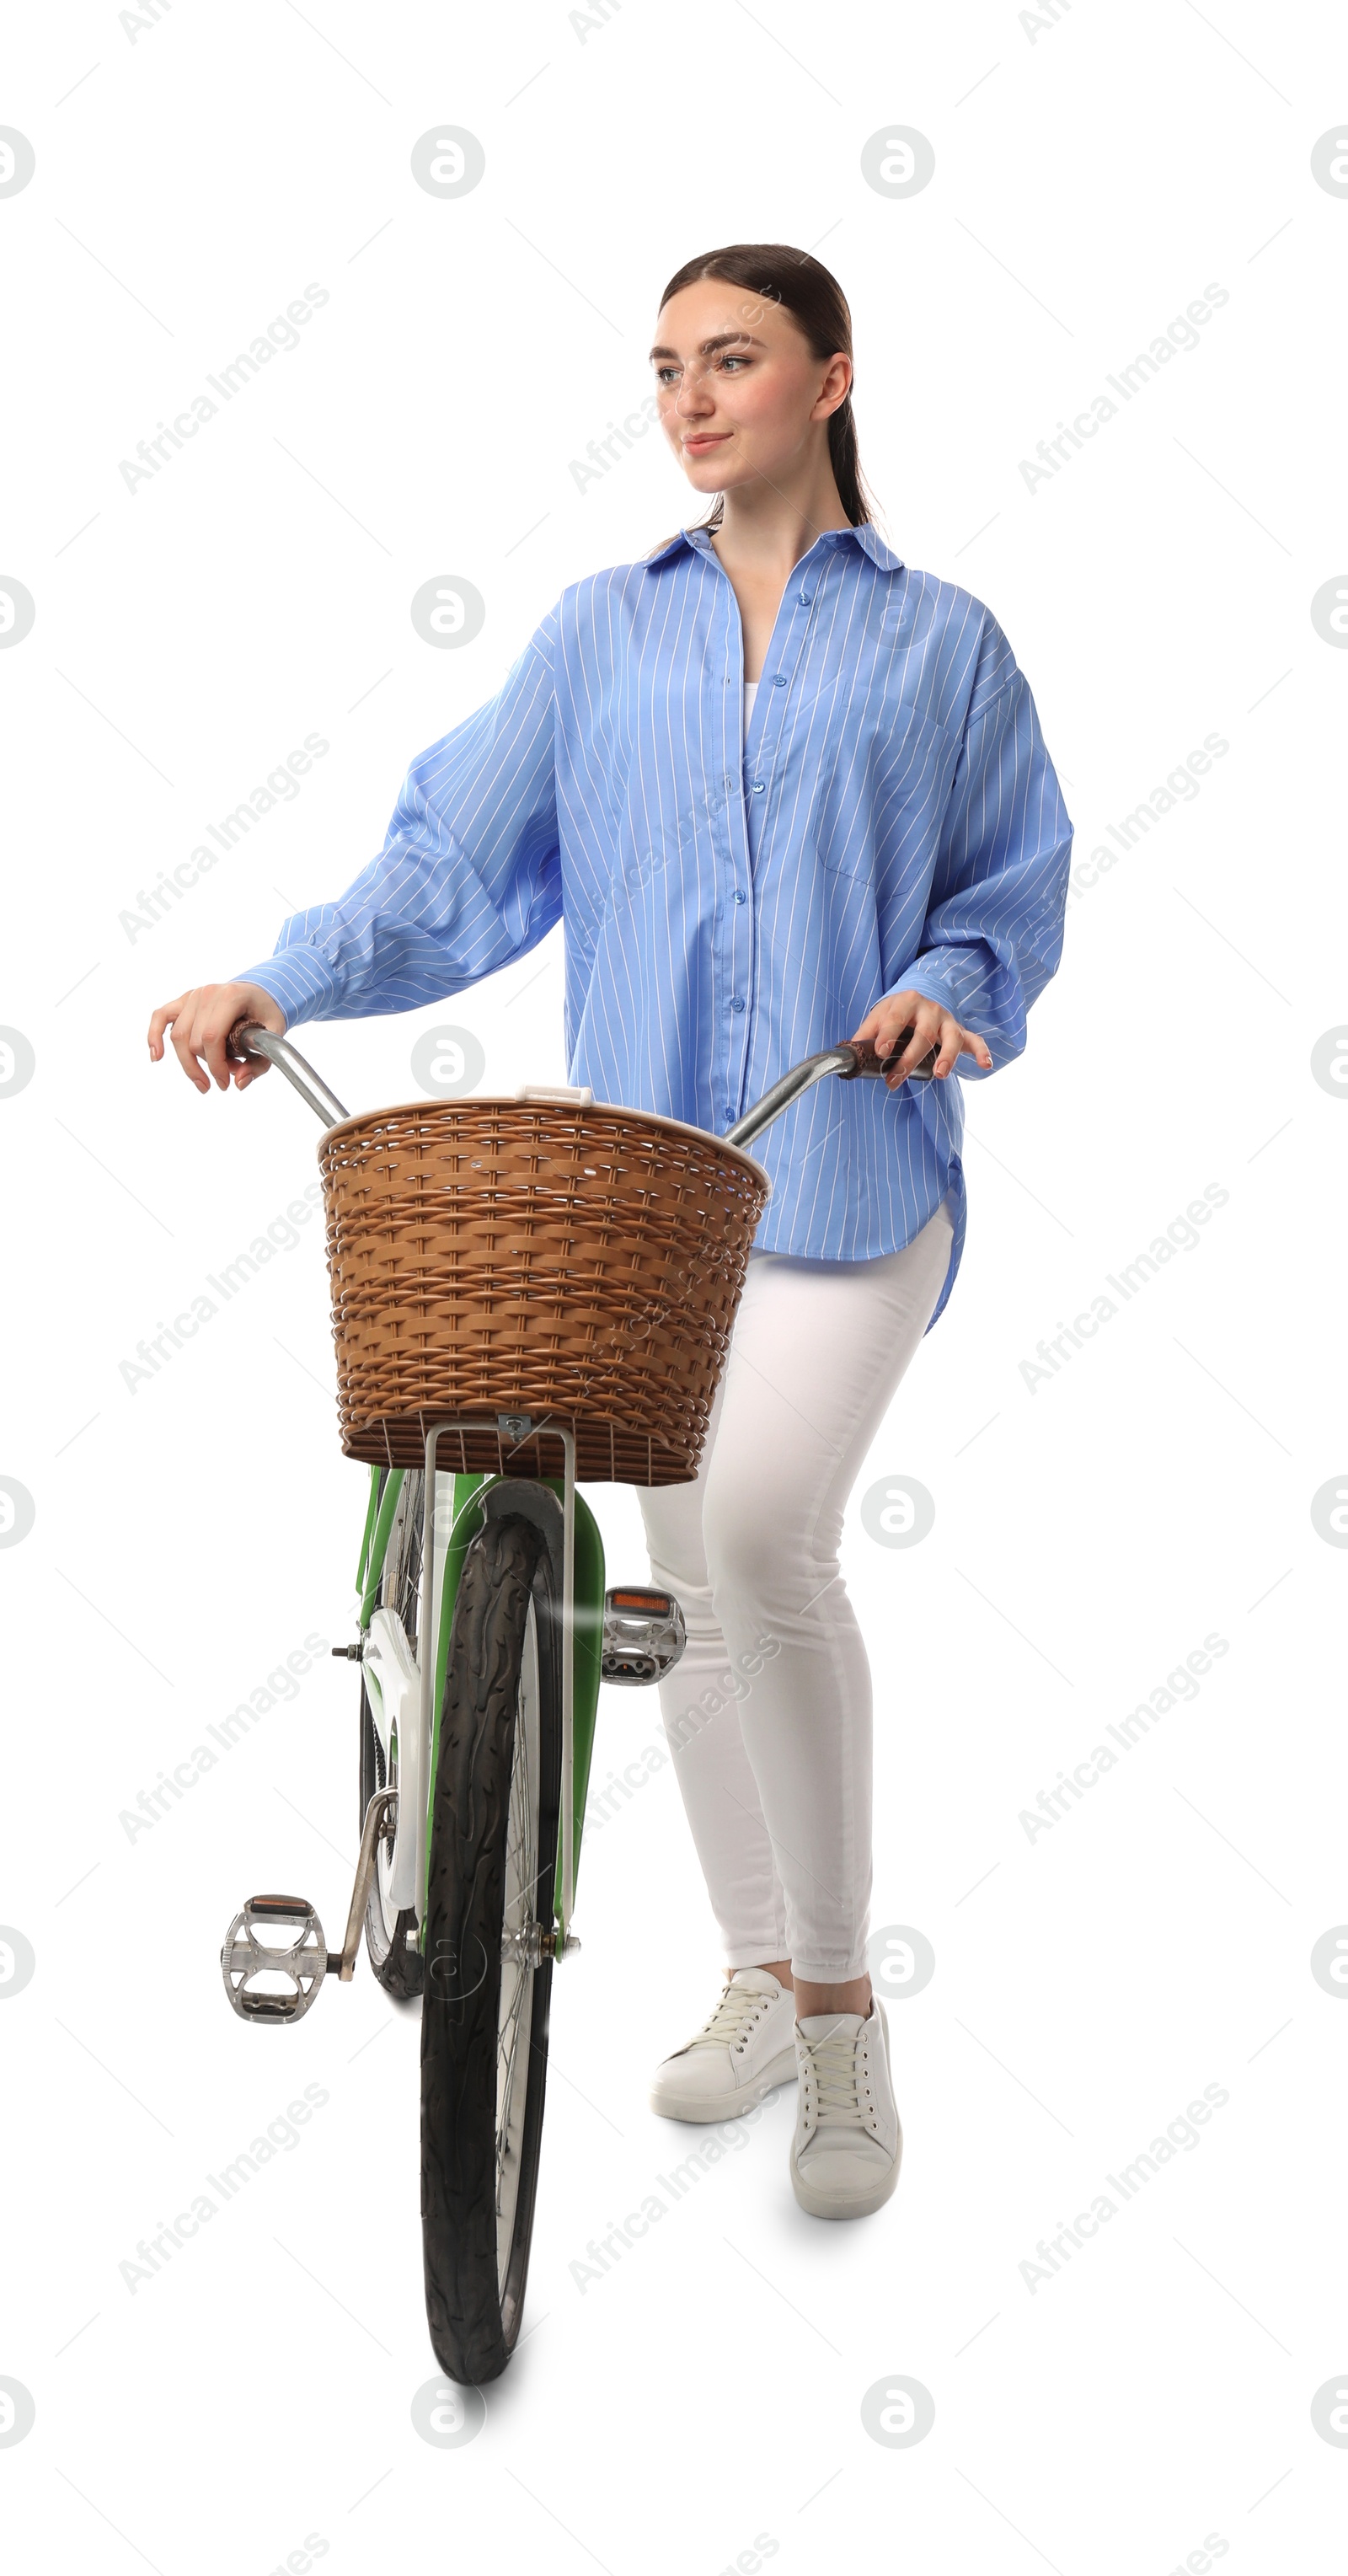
[650,279,851,501]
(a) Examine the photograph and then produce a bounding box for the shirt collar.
[645,520,905,575]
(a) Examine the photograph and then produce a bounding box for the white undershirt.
[744,679,758,724]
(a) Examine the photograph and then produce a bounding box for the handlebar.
[226,1021,934,1146]
[227,1025,350,1127]
[721,1035,933,1150]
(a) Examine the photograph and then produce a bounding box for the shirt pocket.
[817,703,949,882]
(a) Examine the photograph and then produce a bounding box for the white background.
[3,3,1346,2569]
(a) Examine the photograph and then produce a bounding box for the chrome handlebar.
[721,1036,933,1149]
[226,1022,934,1145]
[227,1026,350,1127]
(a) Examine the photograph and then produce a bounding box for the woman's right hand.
[147,982,286,1095]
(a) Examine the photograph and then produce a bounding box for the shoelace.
[801,2026,869,2128]
[687,1983,772,2053]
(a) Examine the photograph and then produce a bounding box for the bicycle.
[217,1023,933,2382]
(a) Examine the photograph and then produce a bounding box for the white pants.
[636,1204,954,1981]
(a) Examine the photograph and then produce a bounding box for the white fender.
[361,1607,424,1916]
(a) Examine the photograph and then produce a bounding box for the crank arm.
[330,1786,399,1980]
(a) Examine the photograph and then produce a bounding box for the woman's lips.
[683,434,730,452]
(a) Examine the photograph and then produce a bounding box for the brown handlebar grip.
[227,1020,268,1062]
[842,1032,937,1083]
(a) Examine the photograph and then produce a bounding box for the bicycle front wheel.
[420,1512,562,2385]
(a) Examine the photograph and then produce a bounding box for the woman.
[150,244,1072,2223]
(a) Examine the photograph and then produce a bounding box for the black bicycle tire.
[359,1470,424,2000]
[420,1513,562,2385]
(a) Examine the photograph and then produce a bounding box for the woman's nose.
[675,369,714,418]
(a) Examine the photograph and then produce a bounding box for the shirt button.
[797,591,812,605]
[733,888,746,902]
[731,997,745,1012]
[773,673,787,685]
[751,781,765,794]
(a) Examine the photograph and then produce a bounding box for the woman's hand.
[147,982,286,1095]
[852,989,993,1086]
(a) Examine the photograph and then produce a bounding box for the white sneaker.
[789,1999,901,2219]
[649,1969,799,2123]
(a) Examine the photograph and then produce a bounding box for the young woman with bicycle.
[151,244,1071,2230]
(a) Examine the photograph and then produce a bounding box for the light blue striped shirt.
[236,521,1072,1315]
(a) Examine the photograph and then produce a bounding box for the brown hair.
[652,242,878,537]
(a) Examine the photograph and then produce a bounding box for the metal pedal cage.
[220,1784,397,2021]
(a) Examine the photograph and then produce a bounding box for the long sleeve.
[233,618,562,1028]
[896,629,1073,1079]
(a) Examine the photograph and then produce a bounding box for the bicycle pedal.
[601,1587,687,1684]
[221,1894,333,2023]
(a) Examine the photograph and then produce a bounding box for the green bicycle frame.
[355,1464,606,1925]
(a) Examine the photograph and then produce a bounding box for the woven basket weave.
[317,1096,771,1485]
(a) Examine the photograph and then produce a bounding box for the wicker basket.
[317,1096,771,1485]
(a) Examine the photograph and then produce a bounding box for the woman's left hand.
[852,990,993,1084]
